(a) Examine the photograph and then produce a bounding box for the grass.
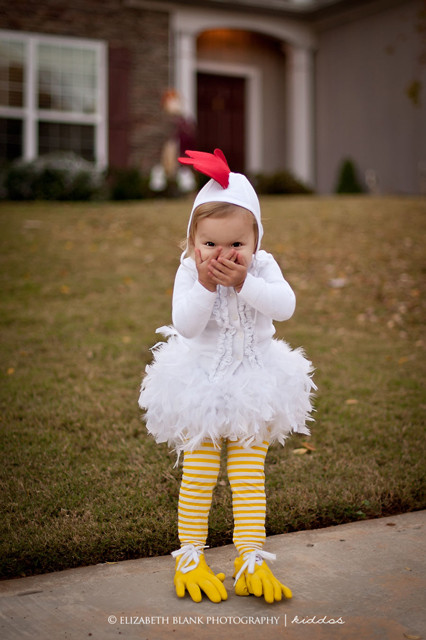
[0,195,425,579]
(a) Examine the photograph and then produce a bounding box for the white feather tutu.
[139,335,316,456]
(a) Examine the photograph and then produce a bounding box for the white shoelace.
[171,544,208,573]
[233,549,277,586]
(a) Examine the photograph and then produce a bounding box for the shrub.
[3,163,37,200]
[253,170,313,195]
[335,158,364,194]
[32,168,67,200]
[2,152,103,201]
[108,167,152,200]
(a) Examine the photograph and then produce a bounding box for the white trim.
[0,29,108,168]
[96,41,108,168]
[27,37,37,161]
[286,43,314,184]
[196,61,262,174]
[172,7,317,49]
[0,28,106,49]
[34,111,104,124]
[174,31,197,120]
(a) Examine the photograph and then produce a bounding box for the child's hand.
[219,248,238,263]
[208,251,248,292]
[195,247,221,292]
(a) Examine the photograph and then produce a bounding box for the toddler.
[139,149,315,603]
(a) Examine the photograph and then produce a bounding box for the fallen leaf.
[7,368,15,375]
[386,522,396,526]
[328,277,347,288]
[345,399,359,405]
[60,285,70,295]
[302,441,316,451]
[23,219,42,229]
[403,634,421,640]
[293,448,308,455]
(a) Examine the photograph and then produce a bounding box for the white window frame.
[0,29,108,169]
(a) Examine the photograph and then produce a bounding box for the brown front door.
[197,72,246,173]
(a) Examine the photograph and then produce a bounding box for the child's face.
[193,208,257,265]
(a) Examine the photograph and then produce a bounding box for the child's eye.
[232,242,243,247]
[205,242,215,247]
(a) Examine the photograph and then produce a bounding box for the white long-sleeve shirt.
[169,250,295,380]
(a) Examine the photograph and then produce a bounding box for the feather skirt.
[139,335,316,456]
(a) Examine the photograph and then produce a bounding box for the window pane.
[37,44,97,113]
[0,39,24,108]
[38,122,95,161]
[0,117,23,161]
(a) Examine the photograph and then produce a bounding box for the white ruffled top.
[169,250,296,381]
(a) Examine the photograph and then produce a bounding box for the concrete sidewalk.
[0,511,424,640]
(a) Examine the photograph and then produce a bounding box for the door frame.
[196,60,262,174]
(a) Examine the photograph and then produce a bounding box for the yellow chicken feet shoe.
[233,550,292,604]
[172,544,228,603]
[233,556,250,597]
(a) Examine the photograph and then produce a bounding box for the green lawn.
[0,196,425,579]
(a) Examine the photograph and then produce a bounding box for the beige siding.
[315,0,426,194]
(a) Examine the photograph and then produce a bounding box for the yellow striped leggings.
[178,439,268,556]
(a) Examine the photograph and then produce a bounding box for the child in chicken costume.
[139,149,316,603]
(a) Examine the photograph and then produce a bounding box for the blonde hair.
[184,201,258,256]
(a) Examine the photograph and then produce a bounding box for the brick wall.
[0,0,171,171]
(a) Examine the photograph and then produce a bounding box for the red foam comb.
[178,149,231,188]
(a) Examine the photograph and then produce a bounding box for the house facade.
[0,0,424,193]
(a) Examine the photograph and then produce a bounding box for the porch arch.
[172,6,317,183]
